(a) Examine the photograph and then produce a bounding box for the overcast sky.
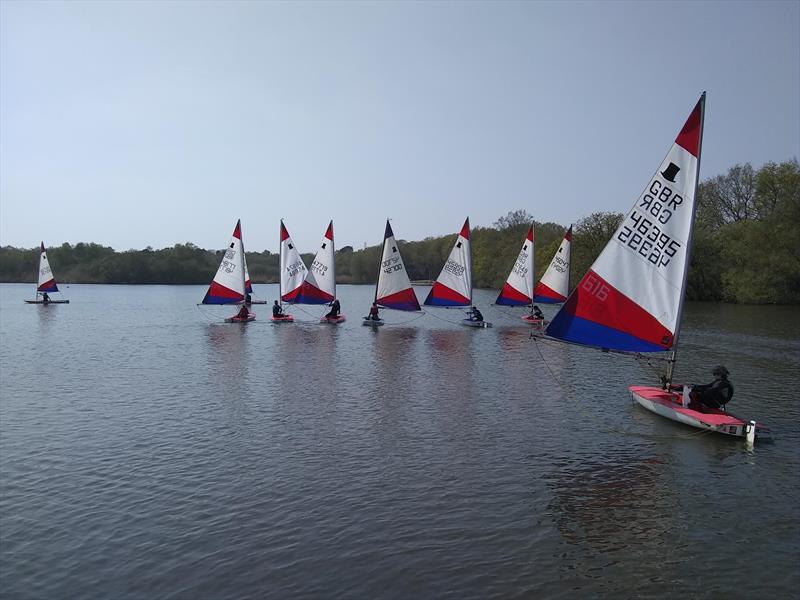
[1,1,798,253]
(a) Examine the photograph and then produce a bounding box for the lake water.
[1,283,798,599]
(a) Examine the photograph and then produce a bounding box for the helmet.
[712,365,729,378]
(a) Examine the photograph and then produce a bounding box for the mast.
[530,222,535,311]
[373,221,385,305]
[240,220,247,306]
[467,217,473,306]
[667,92,706,385]
[278,219,283,308]
[330,219,336,302]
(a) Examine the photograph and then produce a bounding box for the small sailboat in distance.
[201,219,254,323]
[364,220,421,326]
[424,218,491,328]
[273,219,304,323]
[532,226,572,305]
[25,242,69,304]
[544,93,769,442]
[495,224,541,323]
[296,220,345,324]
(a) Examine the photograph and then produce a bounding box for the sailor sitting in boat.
[326,299,341,318]
[368,303,380,321]
[41,292,50,303]
[234,303,250,320]
[532,305,544,320]
[273,300,283,318]
[468,306,484,322]
[671,365,734,410]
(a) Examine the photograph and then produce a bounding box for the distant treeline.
[2,160,797,304]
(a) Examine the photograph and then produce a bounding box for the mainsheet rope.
[529,332,715,441]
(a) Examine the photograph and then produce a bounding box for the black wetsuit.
[471,308,483,321]
[326,300,340,318]
[693,379,734,409]
[273,304,283,317]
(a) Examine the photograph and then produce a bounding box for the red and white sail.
[376,220,420,311]
[296,221,336,304]
[547,94,705,352]
[202,220,247,305]
[424,218,472,307]
[37,242,59,293]
[279,220,307,303]
[533,226,572,304]
[495,225,534,306]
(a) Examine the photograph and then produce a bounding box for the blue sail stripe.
[546,312,667,353]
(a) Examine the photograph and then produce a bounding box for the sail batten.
[546,95,705,353]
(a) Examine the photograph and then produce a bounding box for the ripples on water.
[1,284,798,599]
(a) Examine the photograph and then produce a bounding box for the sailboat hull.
[461,319,492,328]
[225,314,255,323]
[321,315,346,324]
[25,299,70,304]
[521,315,547,325]
[271,315,294,323]
[629,386,771,441]
[362,318,384,327]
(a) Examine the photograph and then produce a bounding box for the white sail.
[423,218,472,307]
[375,220,420,311]
[202,220,247,304]
[280,220,307,302]
[296,221,336,304]
[533,226,572,304]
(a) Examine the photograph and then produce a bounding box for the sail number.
[443,259,465,277]
[617,210,681,268]
[582,274,609,301]
[512,250,529,277]
[640,180,683,225]
[40,264,52,277]
[285,260,306,278]
[553,256,569,274]
[310,260,328,276]
[382,256,402,274]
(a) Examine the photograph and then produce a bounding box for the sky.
[1,0,798,254]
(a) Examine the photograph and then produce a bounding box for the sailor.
[670,365,734,410]
[532,305,544,320]
[468,306,484,322]
[234,303,250,320]
[368,302,380,321]
[273,300,283,318]
[326,299,341,318]
[41,292,50,303]
[691,365,734,409]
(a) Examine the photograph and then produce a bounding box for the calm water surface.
[1,283,798,599]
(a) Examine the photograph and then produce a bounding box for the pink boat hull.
[321,315,346,324]
[629,385,771,440]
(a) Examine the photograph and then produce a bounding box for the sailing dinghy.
[201,220,254,323]
[544,93,769,442]
[522,226,573,324]
[424,218,491,328]
[273,220,305,323]
[494,225,543,324]
[25,242,69,304]
[295,221,345,324]
[363,220,421,326]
